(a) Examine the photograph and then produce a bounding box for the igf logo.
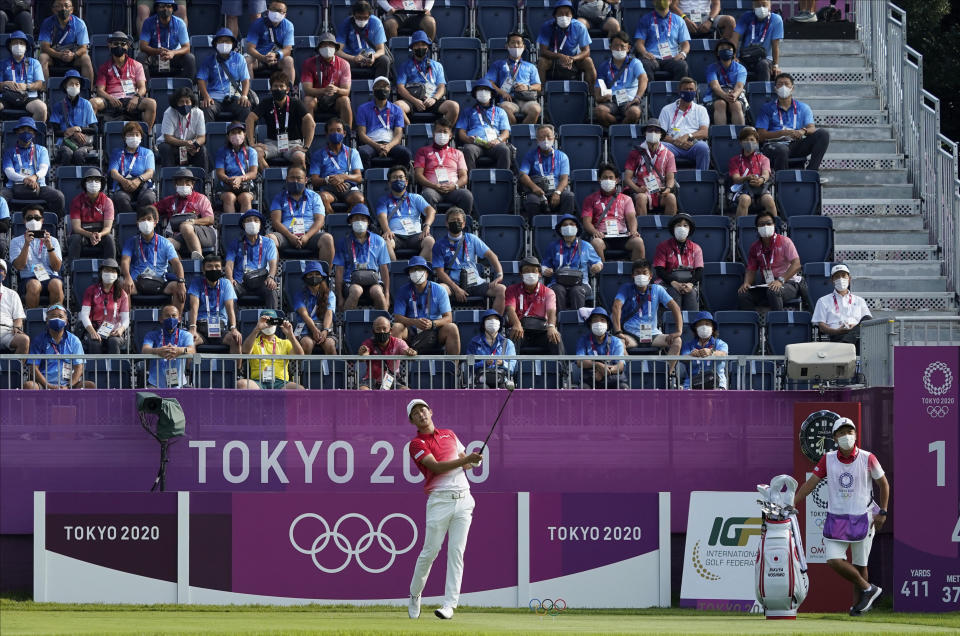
[708,517,763,546]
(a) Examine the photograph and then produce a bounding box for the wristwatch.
[776,276,785,283]
[878,509,888,516]
[177,277,186,283]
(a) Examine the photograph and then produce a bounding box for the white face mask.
[267,10,283,23]
[244,221,260,235]
[837,433,856,451]
[434,132,449,146]
[138,220,155,234]
[216,42,233,55]
[101,271,118,285]
[600,179,616,193]
[319,46,335,59]
[673,226,689,241]
[757,224,775,238]
[475,89,491,104]
[634,274,650,288]
[522,272,539,286]
[591,321,608,337]
[352,220,368,234]
[560,224,578,237]
[611,49,627,61]
[354,18,369,28]
[484,319,500,335]
[176,185,192,197]
[261,325,277,336]
[25,219,43,232]
[555,15,572,28]
[834,277,850,292]
[10,44,25,58]
[646,131,661,144]
[125,135,141,149]
[507,47,523,59]
[754,6,769,19]
[776,85,792,99]
[538,139,554,152]
[696,325,713,339]
[409,270,428,285]
[65,84,81,98]
[85,180,102,194]
[230,133,245,146]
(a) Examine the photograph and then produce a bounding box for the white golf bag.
[754,475,809,619]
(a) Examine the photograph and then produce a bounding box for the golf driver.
[479,380,515,455]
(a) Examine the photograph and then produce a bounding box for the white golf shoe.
[408,595,421,619]
[434,606,454,619]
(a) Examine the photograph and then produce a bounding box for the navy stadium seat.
[83,1,127,42]
[533,214,563,260]
[621,1,656,37]
[190,35,216,66]
[324,213,351,238]
[452,309,484,341]
[636,215,673,255]
[406,123,436,153]
[281,260,314,310]
[544,81,590,126]
[103,120,149,159]
[766,310,812,355]
[686,39,717,84]
[438,37,482,82]
[85,359,132,388]
[569,168,598,213]
[343,309,392,354]
[196,358,238,388]
[675,169,721,215]
[708,124,745,174]
[728,359,777,390]
[469,169,515,216]
[789,216,834,265]
[588,39,611,74]
[48,75,92,104]
[476,0,520,40]
[55,166,87,213]
[775,170,822,218]
[517,358,563,389]
[328,0,355,31]
[445,79,476,105]
[559,124,605,172]
[25,308,50,342]
[293,36,321,80]
[131,308,162,353]
[487,37,534,66]
[286,0,324,35]
[524,0,556,40]
[715,310,760,355]
[363,168,391,209]
[662,310,696,344]
[114,213,140,257]
[499,260,523,287]
[627,359,671,390]
[597,260,634,307]
[557,309,585,355]
[261,167,289,214]
[479,215,525,261]
[691,216,732,263]
[219,213,244,256]
[388,260,409,295]
[647,81,682,119]
[407,359,458,389]
[388,37,412,72]
[802,262,838,309]
[510,124,539,162]
[746,81,774,116]
[70,259,103,306]
[349,80,375,119]
[302,358,348,389]
[10,213,58,243]
[148,78,193,100]
[431,0,471,39]
[609,124,644,171]
[0,360,23,389]
[187,0,223,36]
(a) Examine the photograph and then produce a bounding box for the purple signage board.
[893,346,960,612]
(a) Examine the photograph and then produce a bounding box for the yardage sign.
[893,346,960,612]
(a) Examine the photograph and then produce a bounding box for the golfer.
[406,398,483,620]
[794,417,889,616]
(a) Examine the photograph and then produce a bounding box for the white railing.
[860,317,960,386]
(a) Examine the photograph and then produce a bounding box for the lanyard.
[738,153,762,176]
[10,59,26,83]
[509,59,521,79]
[389,194,409,218]
[557,240,580,268]
[642,146,662,175]
[448,236,468,267]
[354,24,370,50]
[674,240,687,268]
[475,105,497,129]
[95,285,119,323]
[47,335,62,356]
[176,112,192,138]
[119,149,138,177]
[776,100,799,129]
[517,283,544,318]
[33,237,46,261]
[306,288,327,320]
[432,147,450,168]
[607,58,628,86]
[552,24,570,51]
[634,287,652,318]
[536,148,555,176]
[478,334,505,356]
[110,60,129,80]
[760,234,779,271]
[414,59,434,83]
[240,236,263,268]
[15,145,36,173]
[139,233,159,268]
[374,104,392,129]
[272,97,290,133]
[55,15,72,45]
[61,99,77,128]
[258,335,277,354]
[327,146,344,170]
[833,292,853,312]
[718,62,733,86]
[589,334,611,357]
[670,103,692,129]
[203,281,222,318]
[160,327,180,347]
[652,12,672,42]
[287,194,306,224]
[750,16,771,45]
[156,17,172,49]
[232,148,248,174]
[694,336,716,352]
[350,236,369,267]
[409,283,432,318]
[177,192,194,216]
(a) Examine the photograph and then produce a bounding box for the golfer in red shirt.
[406,398,482,620]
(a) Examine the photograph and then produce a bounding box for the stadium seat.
[328,0,355,31]
[159,166,206,199]
[775,170,822,218]
[479,215,525,261]
[56,166,88,213]
[281,260,313,310]
[196,358,238,388]
[609,124,644,171]
[735,214,785,262]
[85,359,132,389]
[388,37,412,72]
[500,260,523,287]
[0,360,22,390]
[621,1,656,37]
[388,260,409,295]
[324,213,351,239]
[350,80,375,120]
[789,216,834,265]
[708,125,745,174]
[219,213,244,256]
[517,358,563,389]
[237,308,265,336]
[662,310,696,344]
[532,214,564,260]
[286,0,324,35]
[445,79,476,105]
[715,310,761,355]
[190,35,216,68]
[103,121,149,158]
[686,39,717,83]
[83,0,128,41]
[25,308,49,342]
[728,359,777,390]
[438,38,482,82]
[469,169,515,216]
[556,309,584,354]
[70,259,104,306]
[452,309,485,341]
[802,262,837,308]
[487,37,534,66]
[570,168,599,213]
[510,124,539,163]
[302,359,348,389]
[293,36,321,79]
[431,0,471,39]
[647,81,682,119]
[188,0,223,36]
[675,169,721,215]
[48,75,92,103]
[544,81,590,126]
[524,0,556,40]
[766,310,812,355]
[407,359,458,389]
[587,38,611,72]
[627,359,672,390]
[131,308,162,353]
[476,0,520,40]
[261,167,289,214]
[636,215,673,256]
[364,168,391,208]
[2,121,47,152]
[597,260,634,307]
[692,215,732,263]
[148,78,193,100]
[746,81,774,116]
[343,309,392,354]
[558,124,605,172]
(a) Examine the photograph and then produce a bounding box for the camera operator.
[236,308,304,389]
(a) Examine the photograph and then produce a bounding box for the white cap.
[406,398,429,418]
[0,259,6,272]
[830,264,850,277]
[832,416,856,434]
[373,75,390,86]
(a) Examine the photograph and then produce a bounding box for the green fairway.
[2,601,960,636]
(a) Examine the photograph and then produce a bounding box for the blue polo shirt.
[397,58,447,88]
[596,57,645,96]
[485,58,541,94]
[143,327,194,387]
[48,97,98,143]
[9,234,62,279]
[431,232,490,281]
[376,192,431,235]
[542,238,601,285]
[226,235,278,284]
[187,276,237,324]
[681,335,729,388]
[519,147,570,182]
[356,100,405,140]
[456,104,510,140]
[140,14,190,49]
[537,18,591,55]
[337,15,387,55]
[576,332,626,360]
[735,11,784,61]
[246,16,295,55]
[2,58,44,98]
[0,197,8,223]
[614,282,672,336]
[214,144,258,178]
[755,98,815,133]
[121,233,178,279]
[333,232,390,283]
[108,146,155,189]
[269,189,325,230]
[29,331,84,387]
[705,61,748,96]
[2,143,50,188]
[293,287,337,322]
[38,14,90,47]
[467,333,516,372]
[393,281,451,321]
[635,10,690,59]
[309,144,363,177]
[197,51,250,101]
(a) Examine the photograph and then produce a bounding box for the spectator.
[413,118,474,215]
[737,210,802,311]
[245,0,296,84]
[681,310,728,389]
[197,28,252,123]
[504,256,563,355]
[729,125,775,217]
[581,162,645,261]
[610,259,683,365]
[107,121,157,214]
[120,206,186,311]
[376,164,436,260]
[187,253,241,351]
[395,31,459,126]
[78,258,129,354]
[333,204,391,310]
[623,119,678,215]
[24,304,94,390]
[269,166,335,264]
[49,70,98,166]
[593,31,646,127]
[67,168,116,261]
[309,117,366,215]
[432,207,507,313]
[214,121,259,213]
[223,0,264,38]
[142,304,195,387]
[157,167,215,260]
[756,73,830,172]
[357,75,411,169]
[577,0,621,38]
[158,86,208,169]
[465,308,516,389]
[10,204,64,309]
[705,39,747,125]
[137,0,187,34]
[292,261,337,355]
[455,79,512,171]
[653,213,703,311]
[732,0,782,82]
[542,214,602,311]
[811,264,872,353]
[0,259,28,354]
[634,0,691,81]
[358,315,417,390]
[392,256,459,355]
[248,71,314,171]
[0,0,33,46]
[2,32,47,122]
[91,32,157,129]
[137,0,195,82]
[658,76,710,170]
[485,32,542,125]
[575,307,627,389]
[37,0,93,84]
[536,0,597,85]
[518,124,575,222]
[301,33,353,128]
[225,210,279,310]
[672,0,736,40]
[336,0,391,79]
[381,0,436,40]
[236,309,304,389]
[2,117,65,217]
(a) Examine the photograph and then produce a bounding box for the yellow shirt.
[249,335,294,382]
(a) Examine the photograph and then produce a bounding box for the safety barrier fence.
[860,317,960,386]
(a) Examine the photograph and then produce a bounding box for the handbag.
[555,267,582,287]
[514,90,537,101]
[2,88,28,107]
[409,327,440,352]
[405,83,427,100]
[739,44,767,70]
[671,267,695,284]
[242,267,269,290]
[168,214,195,232]
[521,316,547,332]
[136,271,166,294]
[351,268,380,287]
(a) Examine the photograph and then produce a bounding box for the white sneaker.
[408,595,421,619]
[434,606,454,619]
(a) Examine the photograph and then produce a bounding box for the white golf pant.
[409,490,475,608]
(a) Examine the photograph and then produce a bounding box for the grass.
[1,599,959,636]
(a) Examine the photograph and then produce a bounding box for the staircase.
[780,39,957,317]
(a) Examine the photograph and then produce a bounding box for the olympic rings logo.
[923,361,953,396]
[927,405,951,418]
[529,598,567,617]
[289,512,418,574]
[838,472,854,489]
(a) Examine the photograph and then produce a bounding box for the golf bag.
[755,475,809,619]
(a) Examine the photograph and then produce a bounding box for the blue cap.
[62,69,89,88]
[480,308,502,321]
[404,255,432,274]
[154,0,176,5]
[213,27,238,45]
[303,261,330,278]
[690,311,717,329]
[588,307,611,324]
[239,209,263,223]
[410,30,432,46]
[260,308,279,318]
[15,116,38,132]
[553,0,574,13]
[7,30,32,48]
[554,214,581,235]
[471,78,496,94]
[347,203,372,220]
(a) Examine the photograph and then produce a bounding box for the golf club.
[479,380,515,455]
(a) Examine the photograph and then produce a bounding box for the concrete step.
[821,199,921,216]
[857,292,957,312]
[779,67,871,83]
[834,245,939,261]
[799,96,883,111]
[792,83,875,98]
[845,261,943,277]
[815,111,888,127]
[821,139,898,154]
[829,215,925,231]
[781,54,869,68]
[819,155,903,170]
[824,184,915,199]
[781,40,862,55]
[818,169,909,185]
[820,126,894,141]
[851,277,947,293]
[836,229,931,245]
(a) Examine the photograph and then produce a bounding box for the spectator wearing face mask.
[49,70,98,166]
[704,39,747,125]
[120,206,186,311]
[158,86,207,169]
[91,32,157,129]
[357,75,412,169]
[811,264,872,353]
[0,259,29,355]
[107,121,157,214]
[67,168,116,262]
[269,167,335,265]
[377,164,436,261]
[737,211,802,311]
[248,71,314,171]
[653,213,702,311]
[157,168,215,261]
[574,307,627,389]
[292,261,337,355]
[678,311,727,389]
[413,119,474,215]
[196,29,252,123]
[537,0,597,86]
[336,0,392,80]
[431,207,507,314]
[137,0,196,83]
[310,117,366,216]
[334,204,391,310]
[2,117,65,217]
[623,119,678,216]
[634,0,691,82]
[593,31,646,127]
[581,163,644,262]
[395,31,459,126]
[671,0,736,40]
[504,256,563,356]
[142,304,195,388]
[2,32,48,123]
[392,256,459,355]
[728,126,775,217]
[187,253,241,351]
[541,215,602,311]
[755,73,830,172]
[137,0,188,35]
[485,32,542,125]
[465,308,516,389]
[518,124,575,222]
[244,0,296,84]
[24,304,95,390]
[380,0,436,40]
[236,309,304,390]
[610,259,683,366]
[78,258,129,354]
[301,33,353,128]
[358,315,417,390]
[215,121,259,213]
[455,79,512,172]
[658,77,710,171]
[10,204,64,309]
[38,0,93,85]
[225,210,279,310]
[732,0,782,82]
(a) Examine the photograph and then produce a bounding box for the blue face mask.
[328,132,344,145]
[390,179,406,193]
[286,181,305,195]
[18,131,33,145]
[162,317,179,332]
[48,318,67,332]
[718,49,735,61]
[679,90,697,103]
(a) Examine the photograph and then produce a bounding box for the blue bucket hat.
[480,308,502,322]
[239,209,263,223]
[7,31,33,53]
[470,78,496,96]
[554,214,582,235]
[14,116,39,133]
[553,0,574,14]
[404,255,433,274]
[690,311,717,330]
[303,261,331,279]
[213,27,238,46]
[347,203,372,221]
[587,306,611,325]
[62,69,89,89]
[410,30,432,47]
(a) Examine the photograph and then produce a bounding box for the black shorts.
[393,233,423,252]
[383,11,426,34]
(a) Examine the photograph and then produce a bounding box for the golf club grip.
[480,389,514,454]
